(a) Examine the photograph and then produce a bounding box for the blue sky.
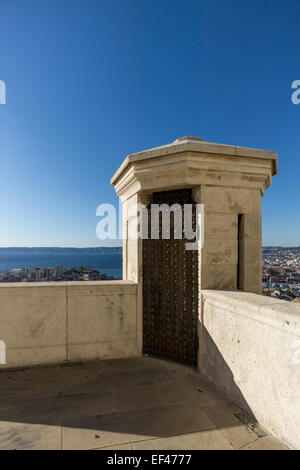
[0,0,299,247]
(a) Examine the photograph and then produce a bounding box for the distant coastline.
[0,247,122,253]
[0,248,123,278]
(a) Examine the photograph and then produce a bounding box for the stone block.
[202,238,238,265]
[240,214,262,240]
[0,286,67,368]
[200,264,237,290]
[204,213,238,240]
[67,289,138,361]
[201,186,261,215]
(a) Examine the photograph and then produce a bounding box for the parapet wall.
[0,281,139,369]
[200,289,300,449]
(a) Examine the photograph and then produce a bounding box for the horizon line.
[0,245,299,249]
[0,246,123,249]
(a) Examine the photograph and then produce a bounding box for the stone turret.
[112,136,277,293]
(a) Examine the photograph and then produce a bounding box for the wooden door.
[143,189,199,366]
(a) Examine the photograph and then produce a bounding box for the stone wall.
[199,289,300,449]
[193,186,262,294]
[0,281,139,369]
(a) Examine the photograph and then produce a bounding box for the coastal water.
[0,251,123,279]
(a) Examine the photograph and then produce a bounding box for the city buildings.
[0,264,120,283]
[262,247,300,301]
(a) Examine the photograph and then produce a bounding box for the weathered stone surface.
[0,282,138,369]
[200,290,300,449]
[200,186,262,216]
[202,239,238,265]
[0,422,61,450]
[96,443,133,450]
[200,264,237,290]
[240,214,262,240]
[204,213,238,240]
[0,284,67,368]
[68,289,138,361]
[0,356,285,450]
[241,435,288,451]
[132,430,233,450]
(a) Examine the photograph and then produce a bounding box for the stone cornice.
[111,137,277,200]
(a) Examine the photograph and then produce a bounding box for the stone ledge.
[200,289,300,449]
[0,280,136,288]
[0,280,137,297]
[202,289,300,336]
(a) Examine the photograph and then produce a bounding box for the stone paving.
[0,356,287,450]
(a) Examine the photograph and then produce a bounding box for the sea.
[0,251,123,279]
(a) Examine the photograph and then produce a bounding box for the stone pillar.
[111,137,277,352]
[117,192,149,353]
[194,186,263,293]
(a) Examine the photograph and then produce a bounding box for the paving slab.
[62,402,216,450]
[0,357,288,450]
[132,430,233,450]
[201,403,270,450]
[95,443,133,450]
[241,435,288,450]
[0,421,61,450]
